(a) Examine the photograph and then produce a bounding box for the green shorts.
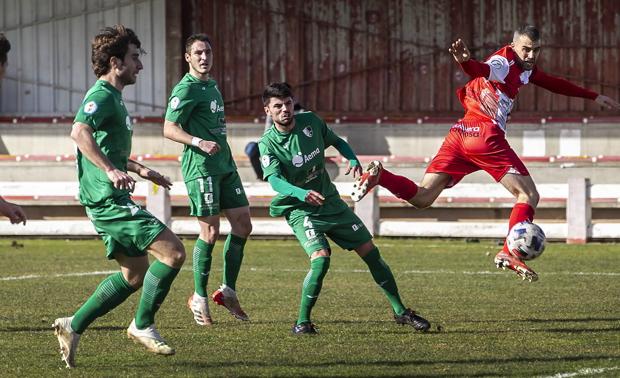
[286,207,373,256]
[85,196,167,260]
[186,171,249,216]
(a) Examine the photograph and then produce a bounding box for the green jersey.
[74,80,133,206]
[258,111,348,217]
[165,73,236,180]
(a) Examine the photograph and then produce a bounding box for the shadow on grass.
[159,354,616,370]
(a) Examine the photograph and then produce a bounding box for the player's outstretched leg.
[495,202,538,282]
[352,161,419,202]
[53,271,136,368]
[292,255,330,335]
[359,246,430,332]
[52,317,81,369]
[352,160,383,201]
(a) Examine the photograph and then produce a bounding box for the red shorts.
[426,121,529,188]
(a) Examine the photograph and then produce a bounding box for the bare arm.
[127,159,172,190]
[71,122,136,191]
[163,120,220,156]
[0,197,27,225]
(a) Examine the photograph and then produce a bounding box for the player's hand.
[198,140,220,156]
[345,161,363,178]
[140,168,172,190]
[106,168,136,192]
[0,200,27,225]
[448,38,471,63]
[595,95,620,110]
[304,190,325,206]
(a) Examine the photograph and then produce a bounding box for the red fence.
[174,0,620,117]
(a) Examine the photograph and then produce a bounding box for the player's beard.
[275,115,293,127]
[119,69,137,86]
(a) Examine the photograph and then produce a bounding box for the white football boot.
[127,319,175,355]
[52,316,80,368]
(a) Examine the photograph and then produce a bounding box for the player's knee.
[200,223,220,242]
[517,187,539,206]
[232,216,252,237]
[124,270,146,289]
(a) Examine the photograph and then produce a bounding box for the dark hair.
[0,33,10,65]
[91,25,142,77]
[514,25,541,42]
[262,82,293,105]
[185,33,212,54]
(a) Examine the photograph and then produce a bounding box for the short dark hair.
[262,82,293,106]
[0,33,11,65]
[185,33,212,54]
[514,25,541,42]
[91,25,142,77]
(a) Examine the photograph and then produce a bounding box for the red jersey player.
[352,25,620,282]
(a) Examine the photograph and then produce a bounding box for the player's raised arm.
[71,122,135,191]
[448,38,471,63]
[448,38,491,79]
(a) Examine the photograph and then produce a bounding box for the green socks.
[134,260,180,329]
[362,247,407,316]
[193,239,214,297]
[71,272,136,334]
[297,256,330,325]
[222,234,246,291]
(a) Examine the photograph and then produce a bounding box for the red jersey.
[457,45,598,131]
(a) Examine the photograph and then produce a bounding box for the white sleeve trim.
[485,55,510,83]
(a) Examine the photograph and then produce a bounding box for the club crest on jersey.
[302,126,313,137]
[170,96,180,110]
[261,155,271,167]
[210,100,224,113]
[84,101,97,114]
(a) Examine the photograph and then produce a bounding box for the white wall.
[0,0,166,116]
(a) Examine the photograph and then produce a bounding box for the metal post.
[354,187,380,236]
[147,182,171,227]
[566,177,591,244]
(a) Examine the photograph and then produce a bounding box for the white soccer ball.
[506,221,546,260]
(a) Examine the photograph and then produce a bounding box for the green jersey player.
[164,34,252,325]
[53,25,186,368]
[259,82,431,334]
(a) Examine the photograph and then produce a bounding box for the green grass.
[0,238,619,377]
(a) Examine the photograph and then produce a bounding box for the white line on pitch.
[2,268,619,281]
[538,366,619,378]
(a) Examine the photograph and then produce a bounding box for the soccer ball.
[506,221,546,260]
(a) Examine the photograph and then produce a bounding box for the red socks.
[378,169,419,201]
[502,203,535,253]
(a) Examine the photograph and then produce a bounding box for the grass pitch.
[0,238,619,377]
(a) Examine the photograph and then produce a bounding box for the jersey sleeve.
[165,85,197,126]
[318,115,340,146]
[74,91,113,130]
[530,68,598,100]
[484,55,510,83]
[258,138,282,180]
[459,59,491,80]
